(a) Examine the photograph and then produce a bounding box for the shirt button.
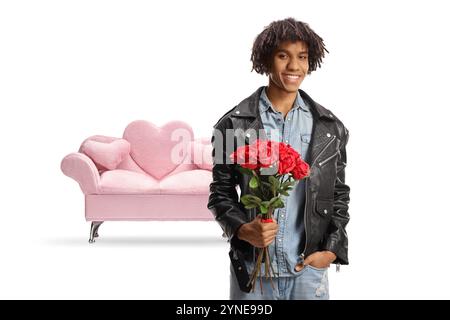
[235,110,240,114]
[326,133,331,137]
[285,140,288,143]
[281,214,284,218]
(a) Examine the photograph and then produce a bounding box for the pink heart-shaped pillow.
[81,138,131,170]
[123,120,194,179]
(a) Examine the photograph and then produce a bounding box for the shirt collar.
[231,86,335,121]
[259,86,309,113]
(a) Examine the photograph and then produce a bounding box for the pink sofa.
[61,120,214,243]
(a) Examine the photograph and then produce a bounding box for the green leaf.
[240,196,251,206]
[237,166,253,176]
[268,176,278,196]
[269,176,280,188]
[245,205,257,209]
[268,196,279,207]
[246,195,262,203]
[279,190,289,196]
[281,181,296,191]
[273,198,284,208]
[261,201,270,208]
[284,180,296,187]
[249,176,259,189]
[259,200,270,214]
[241,194,262,206]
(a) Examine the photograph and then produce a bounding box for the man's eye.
[299,56,308,60]
[279,55,287,59]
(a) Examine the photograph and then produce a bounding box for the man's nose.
[287,59,300,71]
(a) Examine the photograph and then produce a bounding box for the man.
[207,18,350,300]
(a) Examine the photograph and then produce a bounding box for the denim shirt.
[245,86,313,277]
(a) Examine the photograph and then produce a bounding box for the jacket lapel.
[230,86,337,165]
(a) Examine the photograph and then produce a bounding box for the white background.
[1,0,449,299]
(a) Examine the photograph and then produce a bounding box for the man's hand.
[294,251,337,272]
[236,215,279,248]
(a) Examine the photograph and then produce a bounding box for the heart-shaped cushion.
[123,120,194,180]
[81,137,131,170]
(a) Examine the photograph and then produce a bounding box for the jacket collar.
[231,86,336,121]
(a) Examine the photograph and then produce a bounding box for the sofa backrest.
[79,120,212,179]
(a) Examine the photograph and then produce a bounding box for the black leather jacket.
[207,86,350,291]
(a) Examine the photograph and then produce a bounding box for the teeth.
[285,74,300,78]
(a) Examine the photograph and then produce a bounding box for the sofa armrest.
[61,152,100,194]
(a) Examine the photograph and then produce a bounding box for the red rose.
[278,143,300,175]
[257,140,279,168]
[292,159,310,180]
[231,144,258,169]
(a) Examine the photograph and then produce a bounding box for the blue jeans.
[229,262,329,300]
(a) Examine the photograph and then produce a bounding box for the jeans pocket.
[306,264,329,272]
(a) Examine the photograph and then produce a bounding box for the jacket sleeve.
[323,126,351,265]
[207,121,250,250]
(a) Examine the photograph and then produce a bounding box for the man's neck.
[266,83,298,119]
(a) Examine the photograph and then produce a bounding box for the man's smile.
[282,73,302,83]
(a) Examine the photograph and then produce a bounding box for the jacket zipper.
[300,134,337,266]
[311,135,337,168]
[318,150,339,167]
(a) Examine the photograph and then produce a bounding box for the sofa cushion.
[159,169,212,194]
[81,138,131,170]
[123,120,194,180]
[99,169,159,194]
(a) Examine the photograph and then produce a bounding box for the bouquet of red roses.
[230,139,310,293]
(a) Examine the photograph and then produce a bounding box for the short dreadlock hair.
[251,18,328,75]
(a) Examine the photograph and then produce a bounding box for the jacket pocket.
[315,199,333,218]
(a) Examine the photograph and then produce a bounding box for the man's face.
[269,40,309,93]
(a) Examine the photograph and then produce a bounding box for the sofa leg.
[89,221,103,243]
